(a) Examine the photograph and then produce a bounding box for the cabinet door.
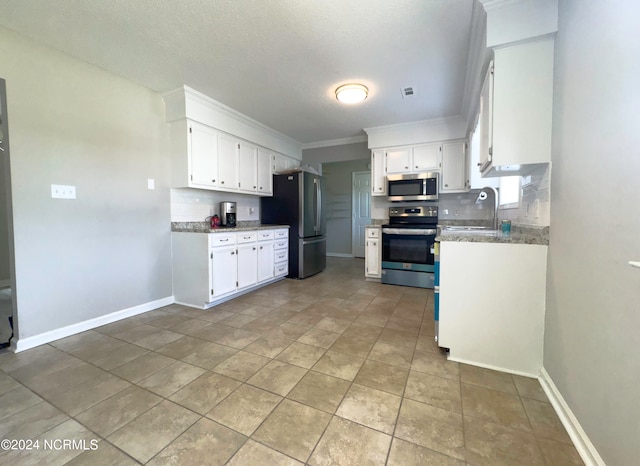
[385,148,412,174]
[257,148,273,195]
[257,242,274,282]
[478,62,494,173]
[217,133,239,190]
[237,243,258,289]
[371,150,386,196]
[211,246,237,298]
[238,142,258,192]
[189,122,218,187]
[365,238,381,278]
[413,144,441,172]
[441,141,468,192]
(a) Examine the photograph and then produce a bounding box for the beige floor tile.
[336,383,401,434]
[385,316,421,335]
[405,370,462,412]
[0,372,20,396]
[147,313,192,329]
[253,399,331,462]
[133,329,184,350]
[329,334,375,358]
[513,374,548,401]
[276,342,326,369]
[218,313,258,328]
[378,328,418,349]
[21,362,106,398]
[49,330,123,356]
[297,328,341,349]
[241,317,281,333]
[415,335,441,354]
[207,384,282,436]
[188,323,235,341]
[107,400,199,463]
[463,415,546,466]
[2,419,96,465]
[286,313,323,328]
[267,322,311,340]
[341,322,382,342]
[65,440,139,466]
[537,438,585,465]
[368,340,414,369]
[227,439,303,466]
[247,360,307,396]
[216,328,263,349]
[312,350,365,381]
[170,372,241,414]
[212,351,271,381]
[82,342,149,371]
[243,335,293,358]
[309,416,391,466]
[172,318,213,336]
[112,323,165,344]
[387,438,465,466]
[411,350,459,380]
[395,398,465,460]
[138,361,206,397]
[459,364,518,394]
[315,317,352,334]
[240,304,277,317]
[110,352,176,383]
[461,383,532,432]
[46,371,131,416]
[287,371,350,413]
[0,401,68,440]
[522,398,573,443]
[181,341,239,369]
[147,418,246,466]
[156,335,215,359]
[354,313,389,327]
[75,385,162,437]
[354,359,409,396]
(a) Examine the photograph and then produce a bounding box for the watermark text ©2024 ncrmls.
[1,438,99,451]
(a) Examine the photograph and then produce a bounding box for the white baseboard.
[13,296,175,353]
[446,355,540,379]
[539,367,606,466]
[326,253,355,258]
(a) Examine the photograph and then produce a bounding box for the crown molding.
[302,135,368,150]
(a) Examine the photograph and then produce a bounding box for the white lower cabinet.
[365,227,381,279]
[172,228,289,309]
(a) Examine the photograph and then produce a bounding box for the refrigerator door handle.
[314,178,321,232]
[302,236,326,245]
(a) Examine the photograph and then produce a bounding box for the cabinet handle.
[253,186,256,189]
[260,246,263,250]
[477,163,482,167]
[253,247,256,250]
[231,251,235,255]
[221,181,225,184]
[212,179,216,182]
[220,239,229,242]
[405,166,408,169]
[445,184,448,187]
[415,166,418,169]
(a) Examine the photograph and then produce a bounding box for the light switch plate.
[147,179,155,190]
[51,184,76,199]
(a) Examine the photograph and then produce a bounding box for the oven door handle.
[382,228,437,235]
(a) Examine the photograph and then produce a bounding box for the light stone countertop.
[172,221,290,233]
[436,225,549,245]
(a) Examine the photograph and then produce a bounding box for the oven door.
[381,228,436,272]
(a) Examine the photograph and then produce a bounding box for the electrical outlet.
[51,184,76,199]
[147,178,155,190]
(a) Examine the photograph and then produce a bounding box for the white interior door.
[352,171,371,258]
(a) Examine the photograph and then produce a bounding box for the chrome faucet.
[475,187,499,230]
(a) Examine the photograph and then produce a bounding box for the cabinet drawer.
[274,240,288,250]
[258,230,275,241]
[274,250,288,263]
[275,262,288,276]
[237,232,257,244]
[366,228,380,239]
[210,233,236,247]
[275,229,288,239]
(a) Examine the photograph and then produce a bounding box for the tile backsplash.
[499,164,551,226]
[170,188,261,222]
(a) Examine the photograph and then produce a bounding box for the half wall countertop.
[172,221,290,233]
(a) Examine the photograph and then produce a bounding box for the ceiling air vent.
[401,86,417,99]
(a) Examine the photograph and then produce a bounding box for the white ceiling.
[0,0,479,145]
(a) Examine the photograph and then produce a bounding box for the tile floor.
[0,257,583,465]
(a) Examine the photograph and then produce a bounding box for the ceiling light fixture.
[335,83,368,104]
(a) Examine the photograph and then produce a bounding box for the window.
[499,176,521,209]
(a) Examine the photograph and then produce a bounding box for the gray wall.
[545,1,640,464]
[303,141,370,174]
[322,159,370,256]
[1,27,173,340]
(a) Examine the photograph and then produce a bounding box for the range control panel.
[389,206,438,218]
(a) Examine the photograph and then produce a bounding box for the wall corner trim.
[539,367,606,466]
[12,296,175,353]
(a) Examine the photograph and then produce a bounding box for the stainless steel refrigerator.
[261,171,326,279]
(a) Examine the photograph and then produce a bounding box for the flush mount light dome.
[335,83,368,104]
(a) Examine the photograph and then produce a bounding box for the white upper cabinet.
[189,121,218,188]
[385,148,412,174]
[272,152,300,174]
[412,144,441,172]
[217,133,239,190]
[441,141,468,193]
[480,37,554,177]
[257,148,273,195]
[239,142,258,192]
[371,150,386,196]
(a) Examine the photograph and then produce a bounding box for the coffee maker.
[220,201,237,227]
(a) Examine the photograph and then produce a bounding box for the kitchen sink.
[441,226,500,235]
[442,226,492,231]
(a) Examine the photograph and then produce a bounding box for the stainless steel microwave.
[387,172,439,201]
